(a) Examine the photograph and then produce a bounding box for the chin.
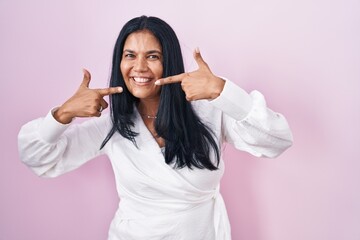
[130,91,160,100]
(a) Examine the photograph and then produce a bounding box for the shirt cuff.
[38,107,72,143]
[209,80,253,120]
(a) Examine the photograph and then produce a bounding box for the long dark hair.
[101,16,220,170]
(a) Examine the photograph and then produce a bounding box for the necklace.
[141,114,157,119]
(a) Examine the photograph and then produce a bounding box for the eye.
[147,55,160,60]
[124,53,135,59]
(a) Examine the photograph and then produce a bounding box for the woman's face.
[120,30,163,101]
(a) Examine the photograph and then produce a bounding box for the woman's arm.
[18,69,122,177]
[155,48,293,157]
[18,109,112,177]
[210,80,293,158]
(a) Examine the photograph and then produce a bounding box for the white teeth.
[133,77,151,83]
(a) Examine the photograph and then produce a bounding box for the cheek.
[153,63,163,78]
[120,62,127,75]
[119,63,131,89]
[120,63,130,82]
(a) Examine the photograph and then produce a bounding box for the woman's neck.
[138,98,165,147]
[137,98,159,117]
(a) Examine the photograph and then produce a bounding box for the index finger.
[97,86,123,96]
[155,73,186,86]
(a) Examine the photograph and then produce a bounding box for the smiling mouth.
[131,77,152,83]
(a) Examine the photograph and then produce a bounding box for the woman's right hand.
[54,69,123,124]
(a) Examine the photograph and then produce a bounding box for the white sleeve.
[17,109,112,177]
[210,80,293,158]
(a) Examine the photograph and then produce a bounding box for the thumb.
[193,47,209,70]
[81,68,91,87]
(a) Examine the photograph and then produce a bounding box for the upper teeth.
[133,77,150,83]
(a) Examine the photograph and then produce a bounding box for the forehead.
[123,30,162,51]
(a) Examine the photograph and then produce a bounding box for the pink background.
[1,0,359,239]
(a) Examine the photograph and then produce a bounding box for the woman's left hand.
[155,48,225,101]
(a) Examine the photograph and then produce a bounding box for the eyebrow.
[123,49,162,55]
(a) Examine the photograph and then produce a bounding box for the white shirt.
[18,80,293,240]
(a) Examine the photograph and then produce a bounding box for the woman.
[18,15,293,240]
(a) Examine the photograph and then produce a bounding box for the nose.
[133,57,148,72]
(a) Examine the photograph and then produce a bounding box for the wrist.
[209,77,225,100]
[53,106,74,124]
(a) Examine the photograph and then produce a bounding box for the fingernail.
[155,80,160,85]
[118,87,123,92]
[195,47,200,53]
